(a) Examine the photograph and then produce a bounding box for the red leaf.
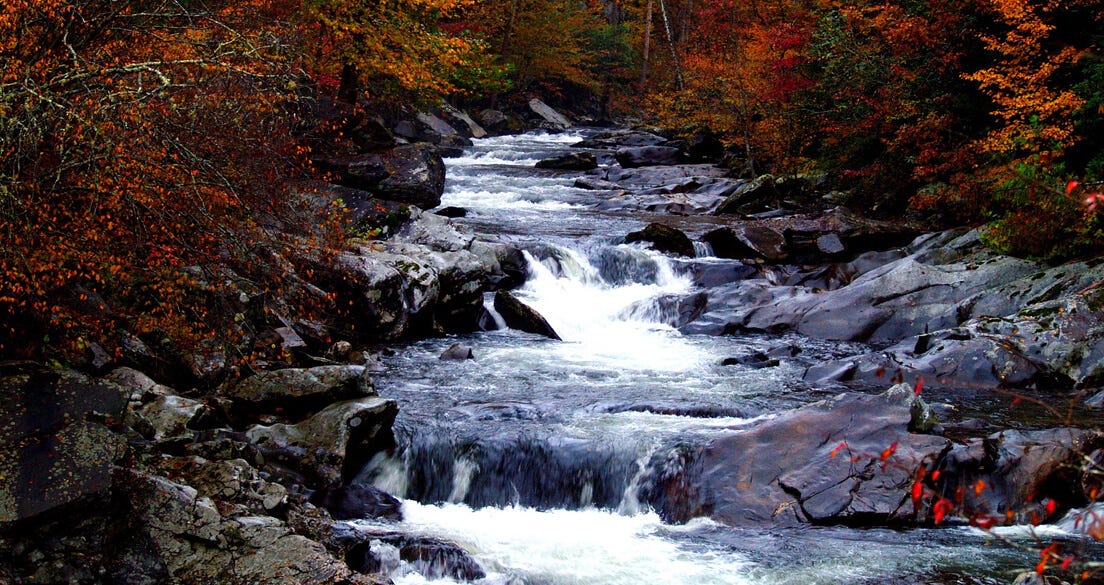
[829,441,848,458]
[1067,180,1080,196]
[914,377,924,395]
[911,481,924,507]
[880,442,898,462]
[933,498,954,524]
[1046,499,1057,515]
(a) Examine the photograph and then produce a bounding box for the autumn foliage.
[629,0,1104,258]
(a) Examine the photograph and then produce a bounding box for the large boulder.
[693,230,1047,345]
[316,144,446,209]
[614,146,684,168]
[493,290,562,340]
[625,223,696,258]
[0,363,126,523]
[310,483,403,521]
[115,471,373,585]
[805,293,1104,391]
[246,397,398,486]
[703,226,788,262]
[642,385,950,526]
[535,151,598,170]
[438,102,487,139]
[225,365,375,418]
[572,129,668,149]
[477,109,510,134]
[528,98,572,129]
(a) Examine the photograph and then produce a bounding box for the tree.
[0,0,339,363]
[301,0,505,104]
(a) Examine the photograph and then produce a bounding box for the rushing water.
[357,131,1098,584]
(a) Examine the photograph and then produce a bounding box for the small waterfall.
[693,240,715,258]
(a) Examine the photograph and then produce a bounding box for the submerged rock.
[439,343,475,360]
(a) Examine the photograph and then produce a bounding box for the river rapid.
[354,131,1090,585]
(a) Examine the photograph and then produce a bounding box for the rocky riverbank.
[3,101,1104,584]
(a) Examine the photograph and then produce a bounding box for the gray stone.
[438,102,487,138]
[642,386,950,526]
[439,343,475,360]
[625,223,696,257]
[615,146,684,168]
[132,394,204,442]
[535,151,598,170]
[246,397,398,486]
[572,129,668,149]
[494,290,561,340]
[0,364,126,523]
[416,112,459,137]
[119,471,373,584]
[528,98,572,129]
[226,365,375,413]
[816,233,846,255]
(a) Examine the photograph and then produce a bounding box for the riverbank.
[3,105,1104,584]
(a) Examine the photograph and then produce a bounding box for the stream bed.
[355,131,1094,584]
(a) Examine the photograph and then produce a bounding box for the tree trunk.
[641,0,653,85]
[658,0,684,90]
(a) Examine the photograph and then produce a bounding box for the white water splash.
[392,501,754,585]
[511,245,710,372]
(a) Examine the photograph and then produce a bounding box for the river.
[354,131,1089,584]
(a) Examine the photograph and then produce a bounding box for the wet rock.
[316,144,446,209]
[816,233,846,256]
[528,98,572,129]
[346,532,486,581]
[416,111,459,138]
[642,385,950,527]
[165,456,288,514]
[493,290,562,340]
[625,223,696,257]
[310,483,403,521]
[0,363,126,523]
[438,102,487,138]
[721,354,780,369]
[673,258,758,288]
[435,134,472,158]
[246,397,399,487]
[572,129,668,149]
[470,240,528,290]
[434,206,467,218]
[439,343,475,360]
[225,365,375,417]
[704,226,788,262]
[615,146,684,168]
[714,175,780,216]
[574,177,623,190]
[132,394,205,442]
[116,470,371,585]
[478,109,510,134]
[535,151,598,170]
[933,428,1104,524]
